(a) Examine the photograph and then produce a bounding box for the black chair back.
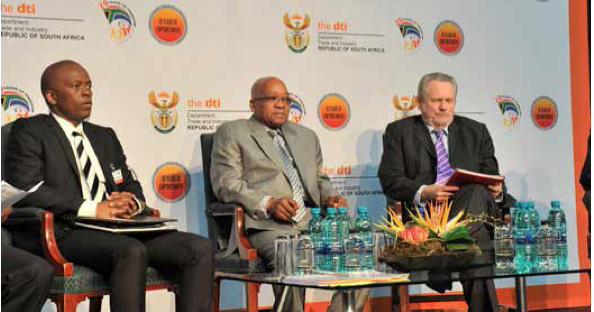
[200,133,233,251]
[2,122,14,180]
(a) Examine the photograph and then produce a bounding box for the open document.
[1,180,43,209]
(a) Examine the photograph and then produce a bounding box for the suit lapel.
[83,123,112,187]
[413,116,436,159]
[46,116,79,178]
[248,117,290,178]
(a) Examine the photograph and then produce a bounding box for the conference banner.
[1,0,589,310]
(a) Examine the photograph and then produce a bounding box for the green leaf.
[446,242,471,251]
[441,226,471,242]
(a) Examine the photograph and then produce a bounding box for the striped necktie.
[72,131,107,202]
[270,130,307,223]
[433,129,454,184]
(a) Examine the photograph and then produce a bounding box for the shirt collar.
[426,123,449,137]
[52,113,84,137]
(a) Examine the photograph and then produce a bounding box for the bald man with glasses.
[211,77,367,312]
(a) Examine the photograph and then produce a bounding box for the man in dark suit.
[211,77,366,312]
[2,205,54,312]
[7,60,214,312]
[378,72,504,312]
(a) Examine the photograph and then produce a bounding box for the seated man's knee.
[116,240,148,266]
[176,235,214,268]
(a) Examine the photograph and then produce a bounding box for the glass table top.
[215,260,590,290]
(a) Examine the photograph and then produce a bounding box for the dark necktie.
[72,131,106,202]
[270,130,306,222]
[433,129,453,184]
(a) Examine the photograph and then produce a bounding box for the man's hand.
[421,184,459,202]
[96,192,137,219]
[487,182,503,198]
[324,196,348,208]
[266,197,299,222]
[108,192,138,213]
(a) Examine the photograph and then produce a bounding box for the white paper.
[1,180,43,209]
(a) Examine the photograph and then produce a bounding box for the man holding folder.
[378,72,505,312]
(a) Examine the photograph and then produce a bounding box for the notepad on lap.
[75,216,177,233]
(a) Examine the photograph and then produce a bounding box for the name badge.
[112,169,124,184]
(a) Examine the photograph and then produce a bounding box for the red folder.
[445,168,504,186]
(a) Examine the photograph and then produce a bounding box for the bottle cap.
[551,200,560,208]
[326,207,337,214]
[338,207,347,214]
[357,206,368,213]
[311,207,321,214]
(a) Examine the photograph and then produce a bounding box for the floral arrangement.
[376,200,477,254]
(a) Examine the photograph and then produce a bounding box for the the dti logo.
[495,95,521,129]
[434,20,464,55]
[99,1,135,42]
[152,162,190,203]
[288,93,305,124]
[531,96,558,130]
[392,94,419,120]
[149,5,187,45]
[148,91,179,134]
[395,18,423,54]
[318,93,350,130]
[283,13,311,53]
[1,86,33,125]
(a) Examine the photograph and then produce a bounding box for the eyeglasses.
[251,96,292,105]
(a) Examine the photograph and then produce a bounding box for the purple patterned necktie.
[433,129,453,184]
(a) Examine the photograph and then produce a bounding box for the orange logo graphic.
[149,5,187,45]
[318,93,350,130]
[434,20,464,55]
[531,96,558,130]
[152,162,190,202]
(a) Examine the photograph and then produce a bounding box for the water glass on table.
[374,230,393,272]
[292,236,314,275]
[274,238,291,277]
[536,224,558,272]
[494,221,515,273]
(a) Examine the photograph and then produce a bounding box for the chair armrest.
[4,207,73,276]
[40,211,73,276]
[207,202,236,217]
[235,206,258,261]
[3,207,47,225]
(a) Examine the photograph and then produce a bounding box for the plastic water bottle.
[338,207,351,242]
[511,201,522,229]
[309,208,324,270]
[526,201,541,270]
[514,202,532,273]
[322,208,342,272]
[548,200,567,270]
[355,206,374,270]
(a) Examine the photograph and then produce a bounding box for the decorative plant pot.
[378,239,485,271]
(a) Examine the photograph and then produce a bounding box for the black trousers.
[2,246,54,312]
[426,184,500,312]
[57,229,214,312]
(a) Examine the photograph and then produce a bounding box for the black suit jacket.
[378,115,502,208]
[7,114,144,238]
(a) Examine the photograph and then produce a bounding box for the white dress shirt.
[52,114,106,217]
